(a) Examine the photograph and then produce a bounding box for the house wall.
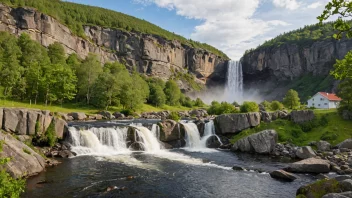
[307,94,331,109]
[329,101,339,109]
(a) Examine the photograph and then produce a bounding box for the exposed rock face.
[290,110,315,123]
[0,132,45,178]
[285,158,331,173]
[68,112,87,121]
[1,108,67,139]
[296,146,317,159]
[215,112,261,134]
[241,39,352,100]
[231,130,278,154]
[158,120,183,142]
[0,3,227,87]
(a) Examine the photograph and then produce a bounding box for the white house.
[307,92,342,109]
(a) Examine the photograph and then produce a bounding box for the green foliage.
[0,141,26,198]
[0,0,228,59]
[296,178,341,198]
[175,72,204,91]
[270,101,284,111]
[260,100,271,110]
[168,111,180,121]
[283,89,301,109]
[121,109,133,116]
[320,131,338,141]
[179,95,193,108]
[194,98,205,107]
[240,101,259,113]
[208,101,238,115]
[45,122,57,147]
[147,79,166,107]
[164,80,181,106]
[232,101,240,107]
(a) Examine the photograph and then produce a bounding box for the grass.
[0,99,192,115]
[230,109,352,146]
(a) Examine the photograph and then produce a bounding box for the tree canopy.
[283,89,301,109]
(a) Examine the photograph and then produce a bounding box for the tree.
[120,71,149,110]
[48,42,66,64]
[260,100,271,110]
[337,78,352,111]
[76,53,102,105]
[270,100,284,111]
[240,101,259,113]
[164,79,181,106]
[194,98,205,107]
[318,0,352,39]
[283,89,301,109]
[149,84,166,107]
[66,53,81,72]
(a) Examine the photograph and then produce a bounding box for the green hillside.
[0,0,228,59]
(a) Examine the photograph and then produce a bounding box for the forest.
[0,0,228,59]
[0,31,204,111]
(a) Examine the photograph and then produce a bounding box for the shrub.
[232,101,240,107]
[121,109,133,116]
[240,101,259,113]
[35,121,40,135]
[46,122,57,147]
[320,131,338,141]
[207,101,237,115]
[168,112,180,121]
[270,101,284,111]
[291,129,304,138]
[194,98,205,107]
[260,100,271,110]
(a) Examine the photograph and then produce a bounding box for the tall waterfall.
[67,127,129,155]
[225,60,243,102]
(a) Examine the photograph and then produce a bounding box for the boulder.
[189,109,207,117]
[297,178,342,198]
[53,118,68,139]
[215,113,261,134]
[57,112,71,121]
[290,110,315,123]
[337,139,352,149]
[68,112,87,120]
[231,130,278,154]
[269,169,299,182]
[340,179,352,192]
[195,120,205,137]
[27,110,41,135]
[261,111,272,123]
[0,132,45,178]
[285,158,331,173]
[323,192,352,198]
[277,111,289,119]
[58,150,75,158]
[113,112,125,119]
[3,108,28,135]
[317,141,332,151]
[98,111,113,119]
[296,146,317,159]
[159,120,183,142]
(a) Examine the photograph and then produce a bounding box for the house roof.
[318,92,342,101]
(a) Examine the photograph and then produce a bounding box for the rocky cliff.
[241,39,352,100]
[0,3,228,86]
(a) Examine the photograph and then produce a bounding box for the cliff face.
[0,3,227,86]
[241,39,352,100]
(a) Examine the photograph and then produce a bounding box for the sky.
[66,0,332,60]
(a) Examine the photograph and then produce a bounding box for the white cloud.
[272,0,301,10]
[307,2,323,9]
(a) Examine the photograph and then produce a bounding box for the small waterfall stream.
[134,126,162,152]
[200,120,223,147]
[182,122,202,148]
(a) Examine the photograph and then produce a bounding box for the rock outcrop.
[158,120,183,142]
[296,146,317,159]
[215,112,261,134]
[241,39,352,100]
[0,132,45,178]
[337,139,352,149]
[290,110,315,123]
[1,108,67,139]
[231,130,278,154]
[0,3,227,87]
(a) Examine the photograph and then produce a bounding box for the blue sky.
[67,0,332,59]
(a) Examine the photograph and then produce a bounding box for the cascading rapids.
[67,124,162,155]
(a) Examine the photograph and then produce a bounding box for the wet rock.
[219,144,232,150]
[231,130,278,154]
[194,120,205,137]
[159,120,183,142]
[68,112,87,120]
[58,150,74,158]
[335,175,352,182]
[296,146,316,159]
[269,170,298,182]
[290,110,315,123]
[340,179,352,191]
[285,158,331,173]
[232,166,246,171]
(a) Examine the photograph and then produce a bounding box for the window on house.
[320,98,324,101]
[313,99,314,101]
[312,103,315,106]
[324,103,328,105]
[318,104,321,106]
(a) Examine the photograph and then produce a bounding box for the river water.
[22,121,315,198]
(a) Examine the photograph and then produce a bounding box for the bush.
[194,98,205,107]
[270,101,284,111]
[240,101,259,113]
[46,122,57,147]
[232,101,240,107]
[207,101,237,115]
[261,100,271,110]
[320,131,338,141]
[168,112,180,121]
[121,109,133,116]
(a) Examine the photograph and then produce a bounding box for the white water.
[68,127,129,155]
[200,120,223,147]
[225,60,243,103]
[134,126,162,152]
[182,122,202,148]
[151,124,160,140]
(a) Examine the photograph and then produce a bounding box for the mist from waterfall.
[224,60,243,103]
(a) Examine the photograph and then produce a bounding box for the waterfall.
[67,127,129,155]
[151,124,160,140]
[134,126,162,152]
[182,122,202,148]
[200,120,223,147]
[225,60,243,102]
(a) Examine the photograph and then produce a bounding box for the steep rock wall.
[0,3,227,85]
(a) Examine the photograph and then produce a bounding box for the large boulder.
[269,169,299,182]
[296,178,342,198]
[53,118,68,139]
[337,139,352,149]
[296,146,317,159]
[290,110,315,123]
[68,112,87,120]
[285,158,331,173]
[261,111,272,123]
[189,109,208,117]
[215,112,261,134]
[0,132,45,178]
[3,108,28,135]
[231,130,278,154]
[317,141,332,151]
[159,120,183,142]
[98,111,114,119]
[113,112,125,119]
